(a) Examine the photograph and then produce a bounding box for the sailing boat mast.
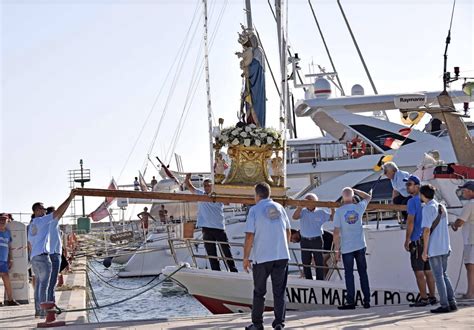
[275,0,288,183]
[202,0,215,184]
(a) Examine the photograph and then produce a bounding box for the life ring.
[347,137,366,158]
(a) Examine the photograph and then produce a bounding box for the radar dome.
[313,78,331,98]
[351,84,364,96]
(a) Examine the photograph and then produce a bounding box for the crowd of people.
[182,163,472,329]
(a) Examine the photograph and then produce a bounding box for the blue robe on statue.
[246,52,266,127]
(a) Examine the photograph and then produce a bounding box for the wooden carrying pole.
[72,188,406,211]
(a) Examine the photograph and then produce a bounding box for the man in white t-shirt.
[452,181,474,299]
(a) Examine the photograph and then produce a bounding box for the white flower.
[244,139,251,147]
[245,126,252,132]
[240,132,248,138]
[249,123,257,129]
[231,138,240,145]
[267,137,274,144]
[255,139,261,146]
[259,133,267,138]
[231,129,240,136]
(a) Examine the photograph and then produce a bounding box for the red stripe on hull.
[193,294,273,314]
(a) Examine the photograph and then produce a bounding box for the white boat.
[162,169,472,313]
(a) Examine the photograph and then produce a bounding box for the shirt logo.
[266,205,280,220]
[344,210,359,224]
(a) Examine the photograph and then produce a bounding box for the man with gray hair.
[334,187,372,309]
[293,193,331,280]
[383,161,411,222]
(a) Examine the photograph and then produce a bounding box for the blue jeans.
[342,248,370,305]
[31,254,52,315]
[48,253,61,302]
[429,253,455,308]
[252,259,288,328]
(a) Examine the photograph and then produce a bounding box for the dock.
[0,257,87,329]
[1,256,473,329]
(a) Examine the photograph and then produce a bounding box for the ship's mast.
[202,0,215,184]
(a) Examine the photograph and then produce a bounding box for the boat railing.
[287,141,379,164]
[168,238,357,280]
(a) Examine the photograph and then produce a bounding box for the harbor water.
[86,260,210,322]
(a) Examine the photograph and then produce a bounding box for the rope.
[54,264,187,315]
[87,263,161,291]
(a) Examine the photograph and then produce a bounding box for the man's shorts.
[464,244,474,264]
[0,261,8,273]
[409,241,431,271]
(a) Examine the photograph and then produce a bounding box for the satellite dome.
[313,78,331,98]
[351,84,364,96]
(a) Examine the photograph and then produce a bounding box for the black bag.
[59,254,69,273]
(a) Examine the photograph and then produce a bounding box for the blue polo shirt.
[195,189,225,230]
[29,213,55,257]
[299,208,331,238]
[334,200,368,254]
[49,221,62,255]
[391,170,410,197]
[422,200,450,257]
[245,198,291,264]
[0,230,12,262]
[407,194,423,241]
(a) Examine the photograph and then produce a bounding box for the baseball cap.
[458,181,474,191]
[403,175,421,185]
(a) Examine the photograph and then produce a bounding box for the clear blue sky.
[1,0,473,214]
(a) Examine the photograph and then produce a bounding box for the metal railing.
[167,238,358,281]
[287,142,379,164]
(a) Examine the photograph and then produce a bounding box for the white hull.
[163,222,467,314]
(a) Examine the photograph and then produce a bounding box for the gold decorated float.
[212,123,287,197]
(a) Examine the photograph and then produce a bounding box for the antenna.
[442,0,457,92]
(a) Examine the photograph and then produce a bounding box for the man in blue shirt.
[292,193,331,280]
[244,182,290,330]
[0,215,19,306]
[383,162,411,222]
[46,206,62,304]
[185,174,237,272]
[404,175,436,307]
[29,193,74,317]
[334,187,372,310]
[420,184,457,313]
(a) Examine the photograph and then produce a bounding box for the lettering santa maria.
[285,287,419,306]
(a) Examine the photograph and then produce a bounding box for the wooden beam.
[73,188,406,211]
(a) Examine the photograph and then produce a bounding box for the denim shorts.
[0,261,8,273]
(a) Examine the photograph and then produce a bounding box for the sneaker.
[430,306,451,313]
[428,296,438,305]
[274,324,284,330]
[338,304,356,310]
[245,324,264,330]
[449,303,458,311]
[409,298,429,307]
[363,302,371,309]
[5,300,20,306]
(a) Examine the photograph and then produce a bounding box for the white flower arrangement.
[214,124,283,148]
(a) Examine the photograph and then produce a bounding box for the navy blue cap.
[459,181,474,191]
[403,175,421,185]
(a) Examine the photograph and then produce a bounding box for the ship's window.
[349,125,416,151]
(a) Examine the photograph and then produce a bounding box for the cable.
[54,265,187,314]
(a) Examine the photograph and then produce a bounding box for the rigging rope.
[53,265,187,315]
[118,0,202,181]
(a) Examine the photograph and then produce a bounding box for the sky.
[1,0,473,218]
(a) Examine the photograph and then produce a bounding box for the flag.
[383,128,412,150]
[105,178,118,204]
[89,177,117,222]
[156,156,180,184]
[89,201,110,222]
[138,171,148,192]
